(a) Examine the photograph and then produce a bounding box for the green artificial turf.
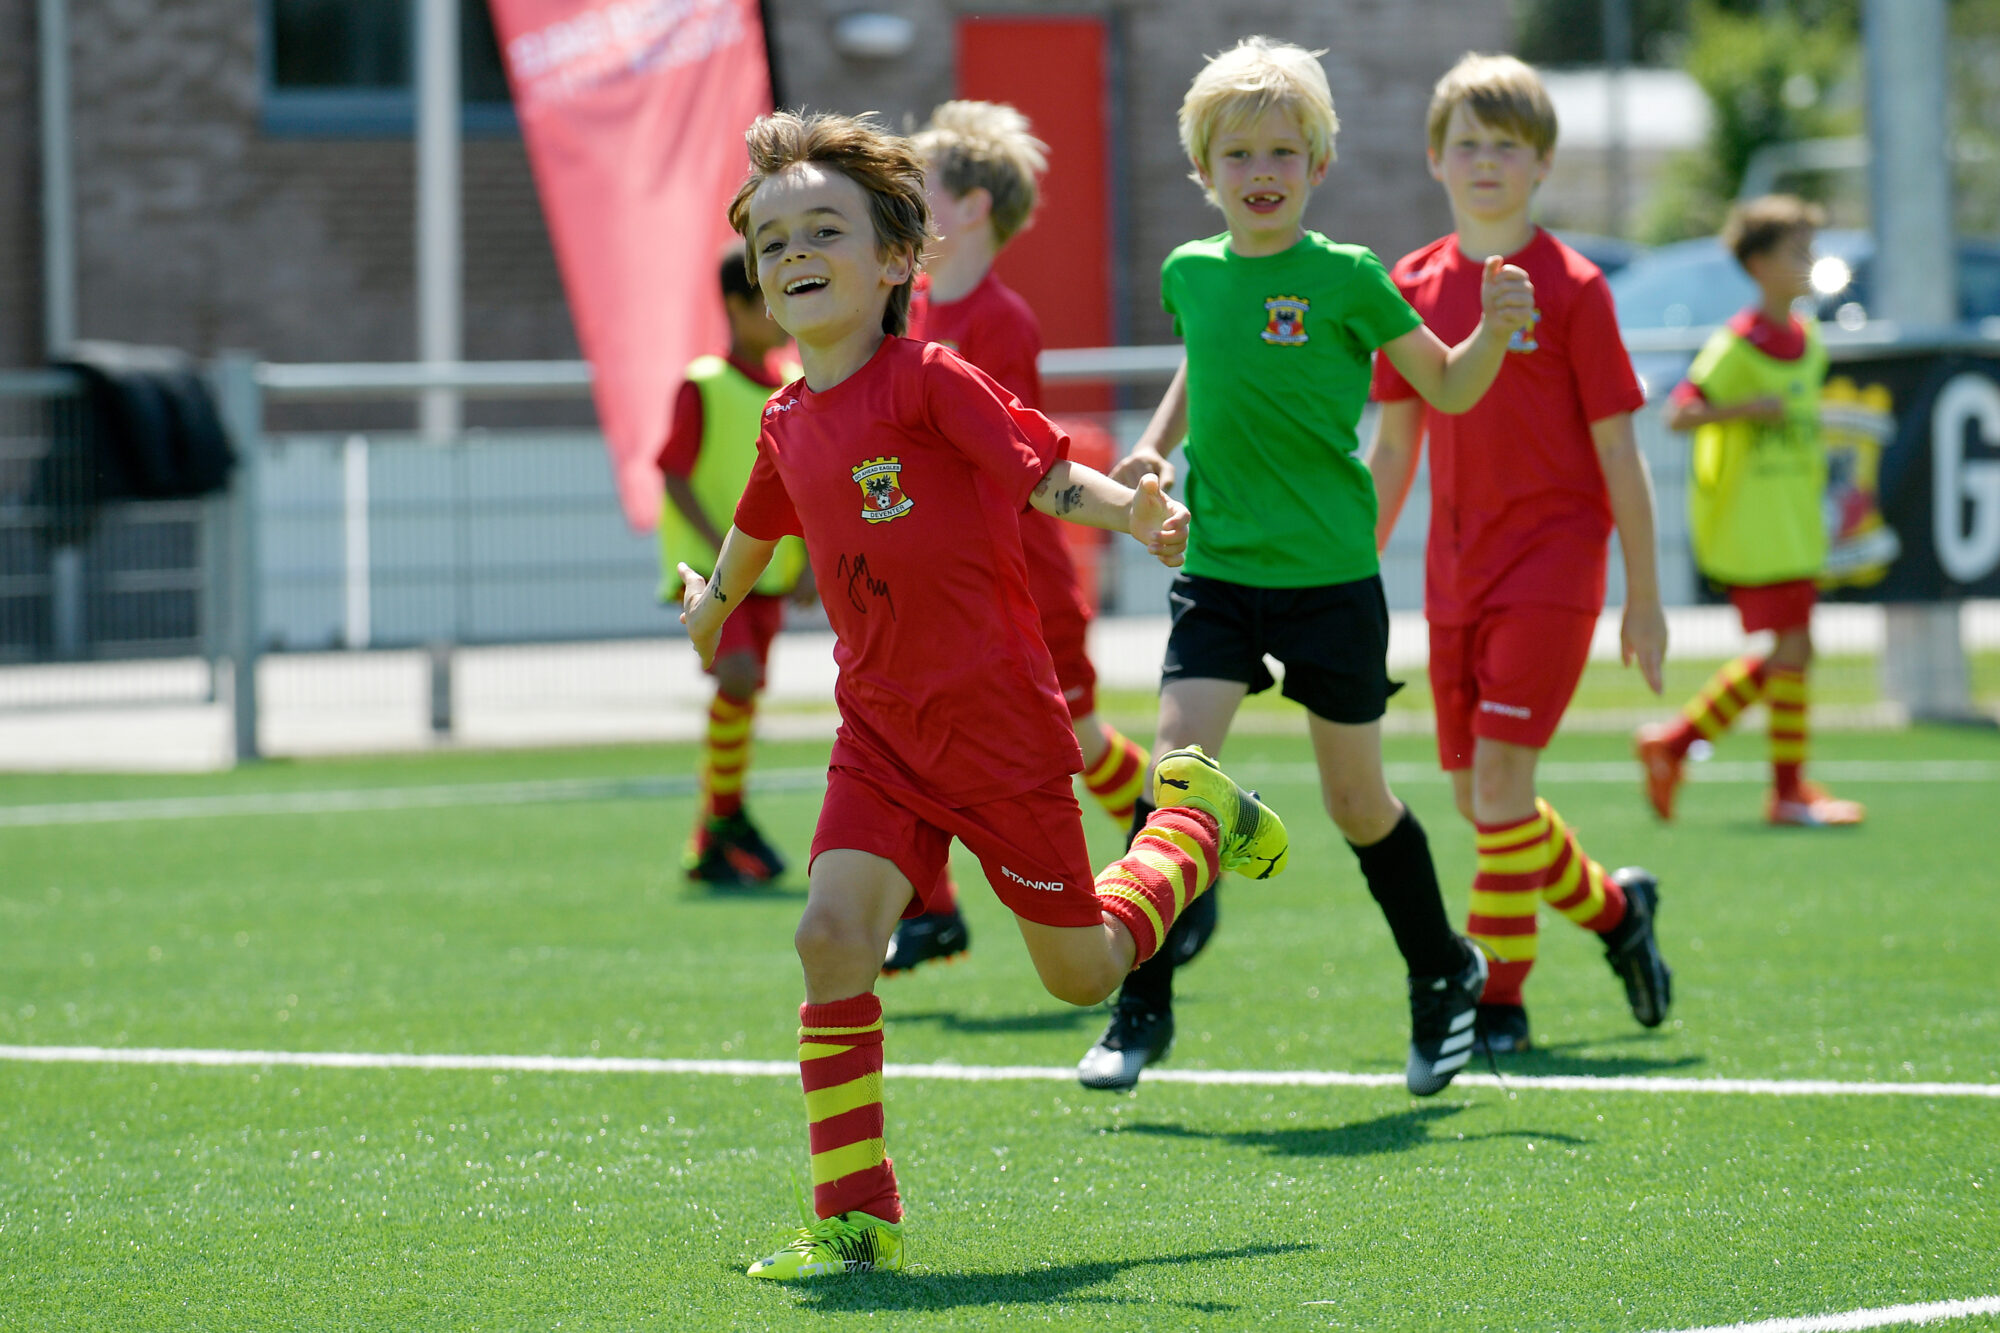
[3,718,1998,1329]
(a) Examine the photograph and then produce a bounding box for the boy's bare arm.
[678,527,778,668]
[1367,399,1424,554]
[1377,257,1535,414]
[1031,460,1189,567]
[1662,393,1785,433]
[663,475,728,552]
[1591,413,1668,694]
[1109,361,1188,491]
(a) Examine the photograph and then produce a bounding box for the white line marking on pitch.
[4,1045,1998,1098]
[1638,1294,2000,1332]
[0,759,1992,827]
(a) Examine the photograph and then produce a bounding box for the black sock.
[1348,807,1463,978]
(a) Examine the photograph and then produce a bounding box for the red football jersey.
[910,273,1092,635]
[1371,229,1645,625]
[734,337,1081,804]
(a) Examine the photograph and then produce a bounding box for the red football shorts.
[1727,579,1817,635]
[1039,595,1098,720]
[710,592,786,686]
[1430,604,1598,769]
[812,766,1104,928]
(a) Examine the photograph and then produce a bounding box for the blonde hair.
[1723,194,1825,267]
[1426,53,1558,158]
[1179,36,1338,199]
[913,100,1048,246]
[727,111,931,338]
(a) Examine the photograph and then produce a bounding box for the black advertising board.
[1814,347,2000,601]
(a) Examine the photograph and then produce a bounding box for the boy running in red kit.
[684,110,1289,1280]
[1370,53,1674,1056]
[885,99,1154,974]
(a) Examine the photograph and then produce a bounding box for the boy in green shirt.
[1083,35,1536,1097]
[1638,195,1864,827]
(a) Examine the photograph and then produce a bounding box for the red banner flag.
[491,0,773,530]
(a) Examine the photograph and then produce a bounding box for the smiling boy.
[1088,37,1535,1099]
[1368,53,1674,1057]
[683,110,1290,1280]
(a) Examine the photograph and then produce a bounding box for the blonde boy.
[1094,36,1534,1098]
[689,110,1289,1279]
[884,101,1155,974]
[1369,52,1672,1056]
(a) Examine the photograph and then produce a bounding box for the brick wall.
[0,0,1505,369]
[0,0,41,367]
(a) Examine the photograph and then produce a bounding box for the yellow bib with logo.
[1685,319,1828,586]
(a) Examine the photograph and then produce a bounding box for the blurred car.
[1607,228,2000,398]
[1552,230,1645,278]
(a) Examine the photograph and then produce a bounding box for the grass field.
[4,684,1999,1330]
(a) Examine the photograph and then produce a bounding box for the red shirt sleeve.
[732,445,803,541]
[1367,251,1421,402]
[1566,275,1648,421]
[657,379,705,479]
[921,346,1069,510]
[1369,342,1419,402]
[1668,379,1708,409]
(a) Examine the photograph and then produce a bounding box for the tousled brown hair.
[1722,194,1825,267]
[726,111,931,337]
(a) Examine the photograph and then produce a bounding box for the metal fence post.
[211,352,263,762]
[1866,0,1981,722]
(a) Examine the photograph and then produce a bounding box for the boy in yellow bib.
[659,246,815,884]
[1637,196,1863,827]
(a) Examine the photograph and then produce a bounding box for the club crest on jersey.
[1261,295,1311,345]
[853,457,914,523]
[1507,308,1542,353]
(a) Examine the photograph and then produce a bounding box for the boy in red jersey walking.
[1637,195,1864,829]
[683,109,1289,1281]
[1370,53,1674,1056]
[658,246,814,887]
[883,99,1156,974]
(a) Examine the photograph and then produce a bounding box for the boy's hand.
[1621,595,1668,695]
[677,561,725,669]
[1111,447,1176,494]
[1740,395,1788,424]
[1480,255,1536,336]
[1128,474,1189,568]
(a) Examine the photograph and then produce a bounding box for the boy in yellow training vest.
[1637,196,1864,827]
[659,247,815,885]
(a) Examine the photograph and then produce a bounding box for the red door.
[955,15,1114,415]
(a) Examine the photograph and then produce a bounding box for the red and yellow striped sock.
[1670,654,1769,755]
[1468,806,1551,1006]
[701,688,755,820]
[1082,726,1150,825]
[799,993,900,1222]
[1536,799,1628,933]
[1093,807,1221,965]
[1766,666,1808,800]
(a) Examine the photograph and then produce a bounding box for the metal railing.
[0,368,220,677]
[3,325,1994,766]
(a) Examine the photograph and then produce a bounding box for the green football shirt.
[1163,231,1423,587]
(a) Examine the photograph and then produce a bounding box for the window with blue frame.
[264,0,515,136]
